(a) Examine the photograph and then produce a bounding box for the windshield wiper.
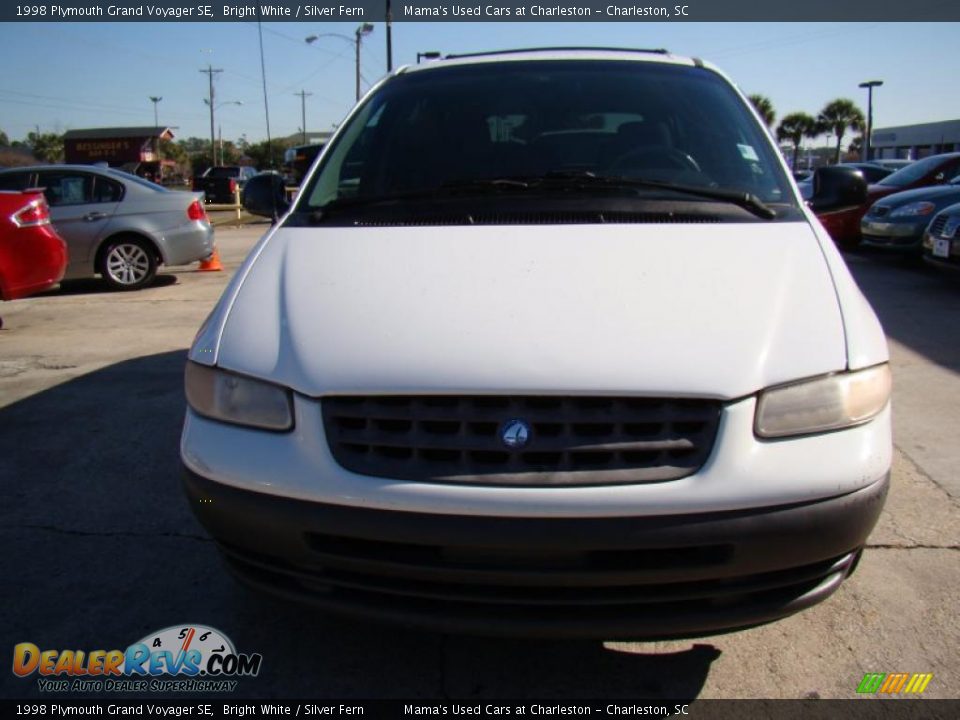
[533,170,778,220]
[306,171,777,222]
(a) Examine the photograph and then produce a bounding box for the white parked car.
[181,48,892,638]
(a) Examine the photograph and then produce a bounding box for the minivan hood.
[216,222,847,400]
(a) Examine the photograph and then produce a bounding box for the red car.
[0,190,68,318]
[817,152,960,248]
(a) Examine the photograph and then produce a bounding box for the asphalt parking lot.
[1,225,958,700]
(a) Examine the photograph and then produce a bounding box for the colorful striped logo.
[857,673,933,694]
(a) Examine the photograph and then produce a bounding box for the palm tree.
[748,94,776,129]
[847,135,864,159]
[776,112,818,169]
[26,132,64,163]
[817,99,865,164]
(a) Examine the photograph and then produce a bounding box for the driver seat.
[605,120,673,168]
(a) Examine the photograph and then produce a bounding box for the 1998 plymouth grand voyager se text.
[181,49,892,638]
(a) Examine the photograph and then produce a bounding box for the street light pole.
[355,23,374,101]
[858,80,883,162]
[149,96,162,128]
[204,99,242,166]
[386,0,393,72]
[305,24,373,103]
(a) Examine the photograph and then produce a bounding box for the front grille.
[928,214,948,237]
[321,395,721,486]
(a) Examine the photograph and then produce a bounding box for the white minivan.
[181,49,892,638]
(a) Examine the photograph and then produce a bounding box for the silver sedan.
[0,165,214,290]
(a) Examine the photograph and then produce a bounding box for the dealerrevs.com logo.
[12,625,262,693]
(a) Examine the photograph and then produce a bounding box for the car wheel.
[99,237,158,291]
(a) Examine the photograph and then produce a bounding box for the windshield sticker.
[738,144,760,162]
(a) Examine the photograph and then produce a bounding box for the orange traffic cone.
[198,246,223,272]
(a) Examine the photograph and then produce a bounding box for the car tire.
[99,237,158,291]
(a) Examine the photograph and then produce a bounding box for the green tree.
[160,138,188,167]
[776,112,819,169]
[178,136,209,153]
[0,129,9,147]
[748,94,776,129]
[27,131,64,163]
[817,99,865,164]
[244,138,296,171]
[847,135,863,159]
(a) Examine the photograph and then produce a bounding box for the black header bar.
[3,0,959,23]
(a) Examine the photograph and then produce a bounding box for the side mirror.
[241,173,289,220]
[809,166,867,213]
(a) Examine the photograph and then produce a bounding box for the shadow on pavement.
[844,249,960,373]
[0,350,721,700]
[37,274,179,297]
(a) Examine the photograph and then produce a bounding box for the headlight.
[755,364,891,438]
[890,202,935,218]
[185,361,293,431]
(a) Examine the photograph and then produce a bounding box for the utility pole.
[200,64,223,166]
[294,90,312,144]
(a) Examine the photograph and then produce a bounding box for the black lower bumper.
[183,467,888,639]
[861,233,923,252]
[923,253,960,270]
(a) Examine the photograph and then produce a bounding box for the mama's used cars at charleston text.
[181,49,892,638]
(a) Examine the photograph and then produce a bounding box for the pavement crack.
[866,543,960,550]
[894,442,960,505]
[8,523,212,543]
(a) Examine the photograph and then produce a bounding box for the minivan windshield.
[299,59,795,216]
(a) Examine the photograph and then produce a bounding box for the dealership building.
[62,126,175,179]
[870,119,960,160]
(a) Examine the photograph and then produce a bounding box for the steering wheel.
[608,147,702,175]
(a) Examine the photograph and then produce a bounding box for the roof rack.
[443,47,670,60]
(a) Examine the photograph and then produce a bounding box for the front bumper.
[923,231,960,269]
[860,219,926,251]
[183,466,888,639]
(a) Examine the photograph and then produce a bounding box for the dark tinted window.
[207,167,241,178]
[37,172,94,206]
[879,155,960,188]
[93,176,123,203]
[0,172,31,191]
[303,60,794,209]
